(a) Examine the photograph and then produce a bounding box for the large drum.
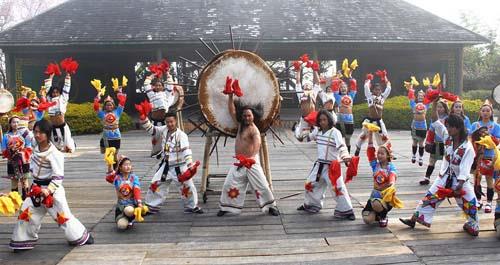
[0,88,14,114]
[198,50,280,136]
[492,83,500,106]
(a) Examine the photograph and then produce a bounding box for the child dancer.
[407,83,428,166]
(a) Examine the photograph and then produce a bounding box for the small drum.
[0,88,14,114]
[198,50,280,136]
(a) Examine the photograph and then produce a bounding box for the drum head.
[492,83,500,106]
[0,88,14,114]
[198,50,280,136]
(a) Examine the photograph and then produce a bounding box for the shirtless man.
[218,92,279,216]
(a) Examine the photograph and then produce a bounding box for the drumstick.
[198,38,217,55]
[210,39,221,53]
[195,50,208,63]
[179,57,203,69]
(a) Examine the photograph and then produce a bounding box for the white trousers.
[219,163,276,214]
[145,162,198,212]
[302,162,354,215]
[51,123,76,153]
[355,118,389,149]
[10,186,89,249]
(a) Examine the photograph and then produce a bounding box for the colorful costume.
[44,74,76,152]
[355,79,391,151]
[408,120,479,235]
[1,128,32,198]
[408,88,428,165]
[94,93,127,154]
[470,119,500,211]
[333,79,357,153]
[105,169,143,229]
[10,143,91,249]
[142,75,177,157]
[141,118,201,213]
[362,144,401,226]
[219,154,276,214]
[298,127,354,218]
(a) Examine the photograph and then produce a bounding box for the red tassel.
[345,156,360,184]
[105,171,116,184]
[436,186,465,198]
[37,101,57,111]
[367,146,377,162]
[293,60,302,71]
[134,99,152,120]
[13,97,30,112]
[43,195,54,208]
[328,160,343,196]
[159,59,170,73]
[223,76,233,94]
[133,186,142,202]
[178,161,201,182]
[311,61,320,71]
[2,149,10,159]
[423,89,440,105]
[304,111,318,126]
[349,78,357,91]
[440,91,458,102]
[93,97,100,112]
[305,60,313,68]
[365,73,374,81]
[425,130,435,145]
[44,63,61,76]
[60,57,79,74]
[233,155,256,169]
[299,54,309,63]
[117,93,127,107]
[331,79,342,92]
[232,79,243,97]
[375,69,387,83]
[408,88,415,100]
[149,63,163,78]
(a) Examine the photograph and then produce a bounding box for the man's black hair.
[235,101,263,124]
[315,109,334,129]
[34,119,53,140]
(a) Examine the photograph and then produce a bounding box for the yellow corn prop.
[104,147,116,166]
[475,136,500,170]
[422,77,430,87]
[381,186,404,208]
[432,73,441,88]
[8,191,22,211]
[122,76,128,88]
[141,205,149,215]
[91,79,106,97]
[342,58,350,78]
[0,195,16,216]
[410,76,419,86]
[363,122,381,132]
[111,78,119,92]
[134,207,144,222]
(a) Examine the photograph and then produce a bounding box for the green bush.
[0,103,133,135]
[462,89,492,100]
[65,103,133,135]
[352,96,483,129]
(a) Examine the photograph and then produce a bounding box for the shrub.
[352,96,483,129]
[0,103,133,135]
[462,89,492,100]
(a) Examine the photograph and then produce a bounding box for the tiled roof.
[0,0,488,46]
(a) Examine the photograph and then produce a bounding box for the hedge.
[352,96,483,129]
[462,89,492,100]
[1,102,133,135]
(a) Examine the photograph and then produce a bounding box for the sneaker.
[184,206,204,214]
[291,122,297,132]
[411,155,416,164]
[463,223,479,236]
[217,210,228,217]
[399,218,416,228]
[268,207,280,216]
[297,204,319,214]
[379,218,388,227]
[334,212,356,221]
[418,157,423,166]
[419,177,430,185]
[85,234,94,245]
[485,202,492,213]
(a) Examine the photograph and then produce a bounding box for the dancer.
[332,74,357,153]
[297,110,355,220]
[218,84,279,216]
[1,116,32,199]
[362,130,402,227]
[400,114,479,236]
[10,119,93,250]
[470,100,500,212]
[407,82,428,166]
[354,70,391,156]
[93,80,127,156]
[450,100,472,134]
[43,72,76,153]
[137,108,203,214]
[420,99,449,185]
[105,155,147,230]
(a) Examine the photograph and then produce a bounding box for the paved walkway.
[1,129,499,265]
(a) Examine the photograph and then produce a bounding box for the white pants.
[145,162,198,212]
[10,186,89,249]
[51,123,76,153]
[219,163,276,214]
[413,175,479,230]
[302,162,354,216]
[356,118,389,149]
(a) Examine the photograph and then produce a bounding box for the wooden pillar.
[156,48,163,61]
[4,52,15,90]
[455,47,464,95]
[261,134,272,190]
[200,131,213,194]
